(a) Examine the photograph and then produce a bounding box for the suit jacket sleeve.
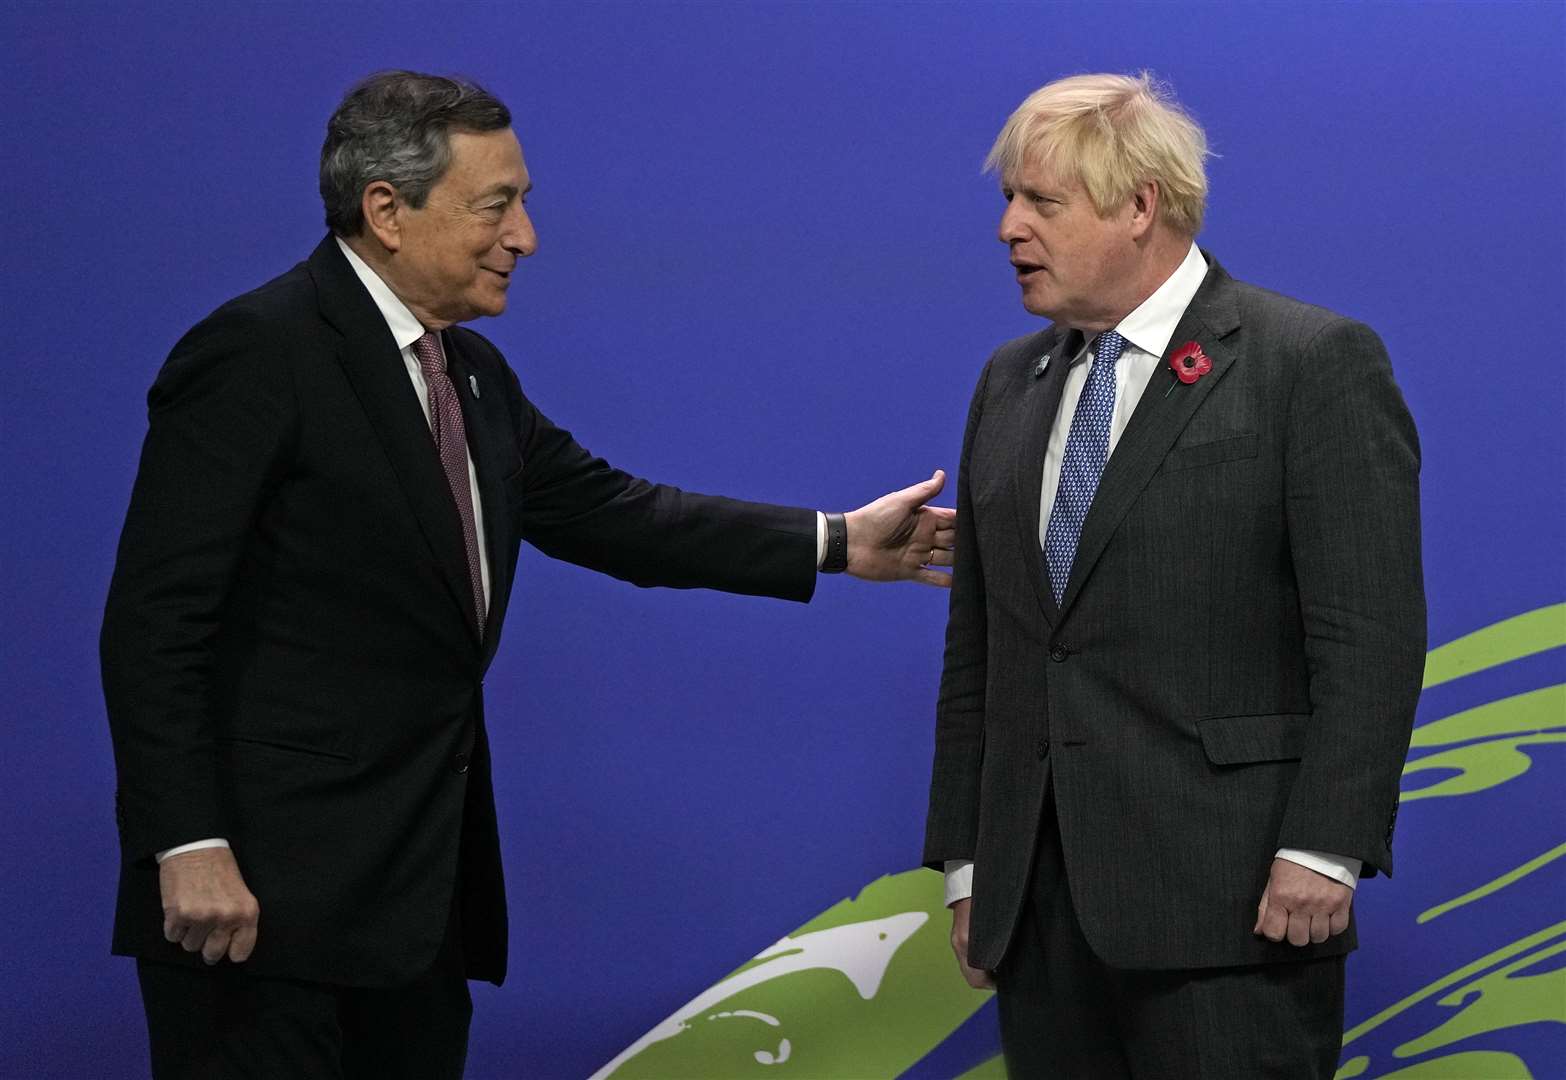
[922,357,995,868]
[101,307,298,862]
[499,363,817,603]
[1275,317,1426,876]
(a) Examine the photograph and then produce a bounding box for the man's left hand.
[1253,857,1353,946]
[844,470,956,588]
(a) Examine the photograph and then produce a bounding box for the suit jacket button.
[1036,739,1049,759]
[453,752,470,774]
[1049,644,1069,662]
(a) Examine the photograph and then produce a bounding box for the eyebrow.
[476,181,533,200]
[1007,181,1062,201]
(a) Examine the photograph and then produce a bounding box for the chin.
[1020,295,1056,319]
[464,297,508,320]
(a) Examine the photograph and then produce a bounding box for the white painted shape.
[755,1037,792,1066]
[709,1009,782,1027]
[590,910,928,1079]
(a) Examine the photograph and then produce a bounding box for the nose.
[998,196,1028,245]
[502,200,537,258]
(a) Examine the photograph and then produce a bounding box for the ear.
[360,181,403,253]
[1128,180,1161,240]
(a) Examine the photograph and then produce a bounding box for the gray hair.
[320,71,511,237]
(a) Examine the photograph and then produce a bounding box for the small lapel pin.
[468,374,480,398]
[1033,354,1051,378]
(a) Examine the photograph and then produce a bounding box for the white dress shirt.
[943,244,1361,906]
[337,239,493,604]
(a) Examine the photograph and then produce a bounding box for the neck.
[341,233,450,330]
[1075,229,1193,334]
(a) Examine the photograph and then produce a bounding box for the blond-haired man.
[923,73,1424,1075]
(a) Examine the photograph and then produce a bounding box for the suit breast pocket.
[1157,433,1258,475]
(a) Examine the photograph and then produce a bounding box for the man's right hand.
[159,847,260,965]
[949,898,995,990]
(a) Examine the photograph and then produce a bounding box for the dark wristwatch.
[820,512,848,573]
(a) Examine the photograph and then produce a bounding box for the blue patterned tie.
[1044,331,1125,603]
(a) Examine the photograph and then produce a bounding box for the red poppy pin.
[1166,341,1212,395]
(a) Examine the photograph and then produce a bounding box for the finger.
[202,927,233,966]
[1309,913,1331,944]
[229,923,258,963]
[1259,897,1289,943]
[181,922,209,953]
[1253,891,1268,935]
[164,913,186,944]
[1286,911,1311,947]
[1328,905,1351,937]
[924,505,957,524]
[966,965,996,990]
[914,568,953,589]
[899,470,947,507]
[927,548,954,567]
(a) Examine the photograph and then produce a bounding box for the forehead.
[439,127,530,193]
[1002,154,1075,194]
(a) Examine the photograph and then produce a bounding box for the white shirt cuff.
[155,838,231,863]
[1275,848,1361,889]
[943,860,974,906]
[815,511,827,568]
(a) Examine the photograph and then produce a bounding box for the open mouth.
[1012,260,1045,279]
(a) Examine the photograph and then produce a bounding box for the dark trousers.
[996,784,1345,1079]
[136,897,470,1080]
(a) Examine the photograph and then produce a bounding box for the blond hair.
[986,72,1210,236]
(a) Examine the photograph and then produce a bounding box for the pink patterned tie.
[413,332,486,635]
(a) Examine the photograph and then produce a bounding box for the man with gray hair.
[923,72,1424,1075]
[102,70,954,1078]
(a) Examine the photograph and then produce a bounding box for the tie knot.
[1093,330,1127,367]
[413,332,445,377]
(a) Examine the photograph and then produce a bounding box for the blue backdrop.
[2,2,1562,1077]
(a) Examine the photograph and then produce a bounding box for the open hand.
[160,847,261,965]
[843,470,956,588]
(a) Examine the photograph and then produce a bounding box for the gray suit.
[924,256,1425,982]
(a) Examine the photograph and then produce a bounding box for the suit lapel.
[1011,327,1083,628]
[309,238,483,647]
[443,332,513,665]
[1055,258,1243,619]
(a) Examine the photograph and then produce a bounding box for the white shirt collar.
[1108,242,1208,359]
[334,236,429,353]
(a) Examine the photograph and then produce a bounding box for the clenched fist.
[159,847,261,965]
[1253,857,1352,947]
[949,898,996,990]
